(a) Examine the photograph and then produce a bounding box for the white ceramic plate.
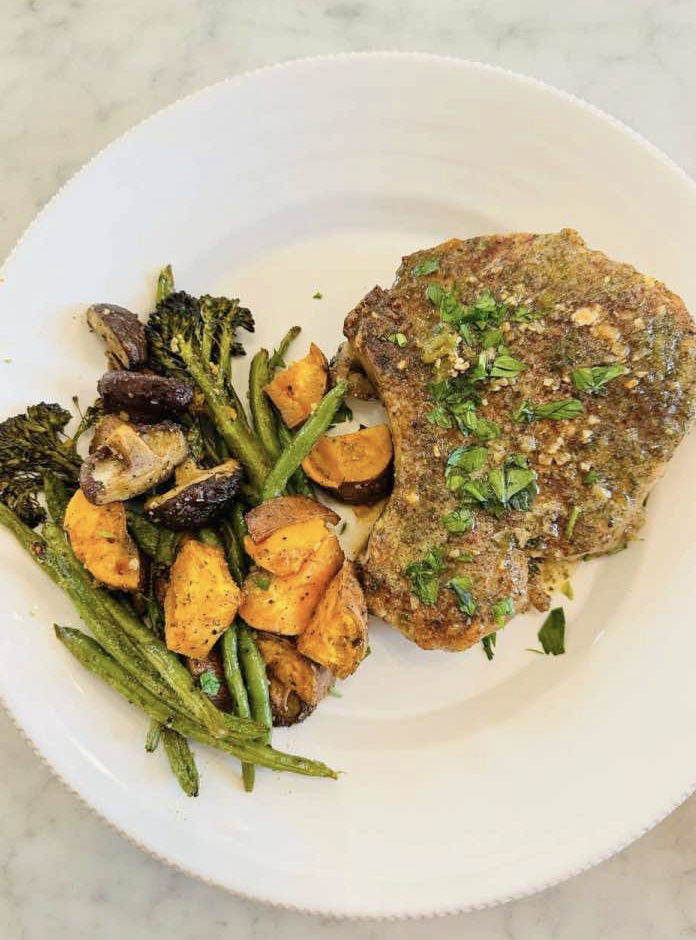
[1,54,696,919]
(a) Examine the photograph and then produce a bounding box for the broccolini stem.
[156,265,175,304]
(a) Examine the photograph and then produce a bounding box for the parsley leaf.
[97,530,116,540]
[312,290,323,299]
[255,575,270,590]
[481,328,504,349]
[442,506,475,533]
[426,405,453,428]
[405,547,445,605]
[447,576,477,616]
[508,305,546,323]
[450,401,501,440]
[492,596,514,628]
[412,258,440,276]
[447,445,488,474]
[482,633,497,660]
[387,332,408,347]
[583,469,599,485]
[511,400,534,424]
[538,607,566,655]
[534,399,585,420]
[200,670,221,696]
[571,362,625,393]
[490,355,527,378]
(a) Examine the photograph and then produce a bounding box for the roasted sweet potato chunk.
[263,342,328,428]
[245,495,339,544]
[255,633,333,706]
[244,516,331,576]
[64,488,141,591]
[239,532,343,635]
[164,540,241,658]
[298,560,368,678]
[302,424,393,504]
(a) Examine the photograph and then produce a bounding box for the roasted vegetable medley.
[0,265,390,797]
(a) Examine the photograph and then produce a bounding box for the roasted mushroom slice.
[86,303,147,370]
[80,416,187,504]
[97,371,193,421]
[145,459,243,530]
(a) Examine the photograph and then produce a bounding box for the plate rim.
[2,51,696,919]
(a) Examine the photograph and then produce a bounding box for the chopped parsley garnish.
[312,290,323,299]
[480,328,504,349]
[492,596,514,628]
[254,575,270,590]
[199,670,221,696]
[450,401,501,440]
[489,354,527,378]
[482,633,497,660]
[426,405,453,428]
[421,327,458,363]
[446,449,537,515]
[447,576,477,616]
[511,399,534,424]
[538,607,566,655]
[571,362,625,393]
[97,530,116,540]
[330,400,354,428]
[534,398,585,420]
[583,469,599,485]
[508,305,545,323]
[405,547,445,606]
[565,505,581,539]
[442,506,475,533]
[412,258,440,276]
[339,521,348,534]
[447,444,488,474]
[387,332,408,347]
[328,686,343,697]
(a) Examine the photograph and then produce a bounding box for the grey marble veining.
[2,0,696,937]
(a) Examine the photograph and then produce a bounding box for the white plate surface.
[1,54,696,918]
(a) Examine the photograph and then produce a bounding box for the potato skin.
[145,461,243,530]
[245,495,339,544]
[298,560,368,679]
[97,371,193,420]
[64,488,141,591]
[164,540,241,659]
[239,533,344,635]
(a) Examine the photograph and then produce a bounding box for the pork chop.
[343,230,696,651]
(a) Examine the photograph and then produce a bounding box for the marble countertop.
[2,1,695,936]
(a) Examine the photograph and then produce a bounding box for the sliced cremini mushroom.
[86,303,147,370]
[80,416,187,504]
[144,459,243,530]
[97,371,193,420]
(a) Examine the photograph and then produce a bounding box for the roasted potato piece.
[256,632,333,706]
[302,424,393,505]
[263,342,328,428]
[64,488,141,591]
[298,560,368,678]
[244,516,331,576]
[86,303,147,370]
[268,676,316,727]
[145,459,243,530]
[164,540,241,659]
[245,495,339,543]
[97,371,193,420]
[80,416,188,504]
[239,532,344,635]
[187,647,234,712]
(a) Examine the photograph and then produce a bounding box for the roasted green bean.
[161,726,199,797]
[222,625,255,791]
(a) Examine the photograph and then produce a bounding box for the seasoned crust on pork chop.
[344,230,696,651]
